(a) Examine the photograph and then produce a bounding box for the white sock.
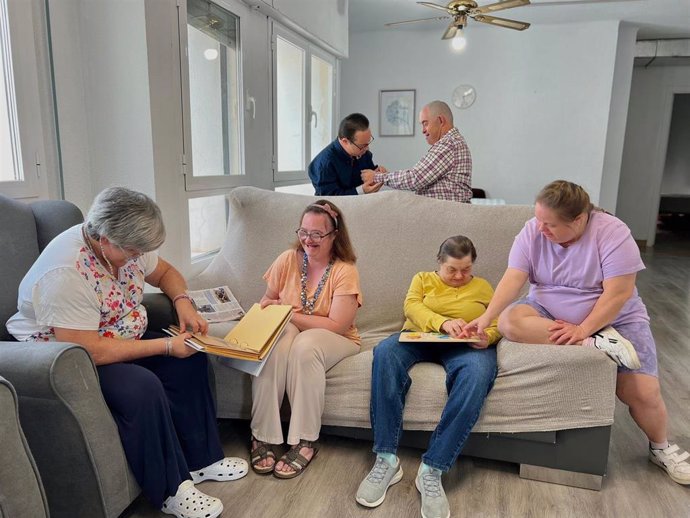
[378,453,398,466]
[651,440,670,450]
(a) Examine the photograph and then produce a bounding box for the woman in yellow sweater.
[356,235,500,518]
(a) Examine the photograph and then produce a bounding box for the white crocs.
[191,457,249,483]
[161,480,223,518]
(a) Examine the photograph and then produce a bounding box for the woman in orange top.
[250,201,362,478]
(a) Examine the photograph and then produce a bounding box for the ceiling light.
[451,30,467,51]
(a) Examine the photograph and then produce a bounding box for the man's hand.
[375,165,388,174]
[362,181,383,194]
[361,169,377,184]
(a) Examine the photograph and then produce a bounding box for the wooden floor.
[125,239,690,518]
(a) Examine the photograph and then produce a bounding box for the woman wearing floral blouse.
[7,187,246,518]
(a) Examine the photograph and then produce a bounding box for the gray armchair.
[0,375,49,518]
[0,194,141,518]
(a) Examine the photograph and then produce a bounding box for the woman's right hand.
[169,333,197,358]
[462,315,491,339]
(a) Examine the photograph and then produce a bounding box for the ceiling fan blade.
[472,14,531,30]
[442,21,459,39]
[385,15,450,27]
[417,1,453,13]
[471,0,530,14]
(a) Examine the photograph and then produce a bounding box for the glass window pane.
[310,55,333,161]
[0,0,23,183]
[276,36,304,172]
[187,0,241,177]
[188,194,228,260]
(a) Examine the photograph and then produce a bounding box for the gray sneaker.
[415,464,450,518]
[590,326,641,370]
[355,456,403,508]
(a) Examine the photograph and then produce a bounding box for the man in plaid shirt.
[361,101,472,202]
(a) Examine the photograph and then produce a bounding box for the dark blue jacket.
[308,139,377,195]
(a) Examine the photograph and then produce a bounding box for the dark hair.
[338,113,370,142]
[535,180,594,222]
[293,200,356,263]
[437,235,477,263]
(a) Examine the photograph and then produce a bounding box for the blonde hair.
[535,180,594,222]
[293,200,357,263]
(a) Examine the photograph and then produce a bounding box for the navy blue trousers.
[97,343,223,509]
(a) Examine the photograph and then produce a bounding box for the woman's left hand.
[468,337,491,349]
[548,319,587,345]
[176,300,208,334]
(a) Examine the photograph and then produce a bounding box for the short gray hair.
[425,100,454,125]
[84,187,166,251]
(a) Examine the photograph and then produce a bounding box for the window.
[273,24,336,183]
[180,0,247,262]
[0,0,51,199]
[182,0,243,191]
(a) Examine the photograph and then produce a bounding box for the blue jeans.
[370,332,498,472]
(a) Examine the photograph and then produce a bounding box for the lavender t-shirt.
[508,211,649,326]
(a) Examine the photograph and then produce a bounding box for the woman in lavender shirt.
[464,180,689,486]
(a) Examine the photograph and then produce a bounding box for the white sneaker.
[588,326,641,370]
[355,456,403,508]
[190,457,248,483]
[415,464,450,518]
[161,480,223,518]
[649,443,690,485]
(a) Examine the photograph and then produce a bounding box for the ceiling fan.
[386,0,531,40]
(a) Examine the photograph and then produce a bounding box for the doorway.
[655,93,690,255]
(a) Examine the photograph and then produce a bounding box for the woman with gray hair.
[7,186,247,518]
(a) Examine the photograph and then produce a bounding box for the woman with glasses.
[250,200,362,478]
[7,187,247,518]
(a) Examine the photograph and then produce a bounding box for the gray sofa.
[0,194,140,518]
[191,186,618,490]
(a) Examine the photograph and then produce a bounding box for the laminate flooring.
[124,245,690,518]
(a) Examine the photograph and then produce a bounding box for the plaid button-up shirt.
[374,127,472,202]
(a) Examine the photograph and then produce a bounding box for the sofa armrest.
[143,292,177,332]
[0,341,139,518]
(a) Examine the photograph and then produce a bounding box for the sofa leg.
[519,464,603,490]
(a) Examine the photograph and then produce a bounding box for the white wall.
[617,65,690,243]
[49,0,155,215]
[661,94,690,195]
[341,21,628,207]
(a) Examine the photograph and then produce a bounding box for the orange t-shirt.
[263,249,362,344]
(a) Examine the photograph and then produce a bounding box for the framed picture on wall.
[379,89,416,137]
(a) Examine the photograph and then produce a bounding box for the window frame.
[271,22,336,185]
[178,0,247,192]
[0,0,52,200]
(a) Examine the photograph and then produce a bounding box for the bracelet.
[164,337,172,357]
[172,293,193,305]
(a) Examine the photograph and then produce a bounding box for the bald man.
[361,100,472,202]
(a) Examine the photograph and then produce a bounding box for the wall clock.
[452,85,476,109]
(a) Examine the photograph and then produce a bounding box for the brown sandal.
[250,437,276,475]
[273,440,319,479]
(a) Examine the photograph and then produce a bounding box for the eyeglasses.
[117,244,143,262]
[295,229,335,242]
[349,135,374,151]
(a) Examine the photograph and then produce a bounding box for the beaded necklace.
[300,252,334,315]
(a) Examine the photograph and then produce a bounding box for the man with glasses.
[308,113,387,196]
[361,101,472,202]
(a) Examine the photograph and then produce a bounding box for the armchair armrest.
[0,341,139,518]
[143,292,177,332]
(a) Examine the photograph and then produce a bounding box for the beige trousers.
[251,323,359,445]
